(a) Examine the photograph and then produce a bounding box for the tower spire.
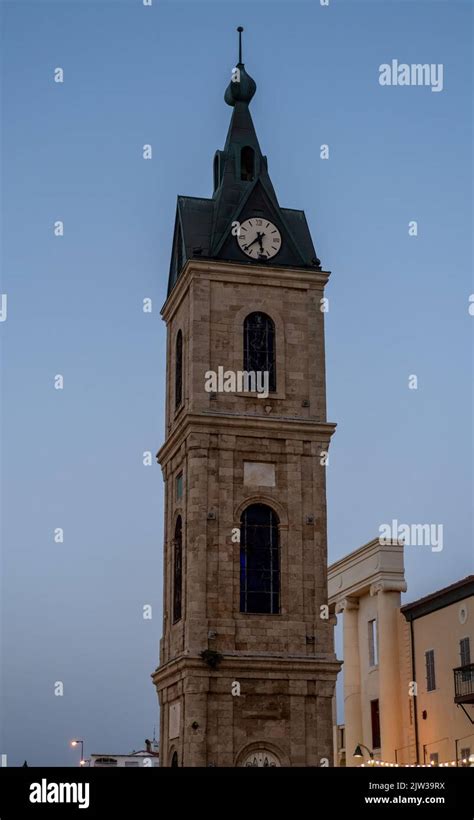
[224,27,256,107]
[237,26,243,65]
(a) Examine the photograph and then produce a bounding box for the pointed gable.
[167,47,321,297]
[215,178,310,268]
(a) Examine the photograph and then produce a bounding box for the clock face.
[241,750,280,767]
[237,218,282,260]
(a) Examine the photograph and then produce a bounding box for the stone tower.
[152,30,340,768]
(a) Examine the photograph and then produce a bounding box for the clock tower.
[152,29,340,767]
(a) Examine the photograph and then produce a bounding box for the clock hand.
[243,234,262,251]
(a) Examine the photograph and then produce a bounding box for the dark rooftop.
[401,575,474,621]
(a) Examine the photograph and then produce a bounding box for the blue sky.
[1,0,472,765]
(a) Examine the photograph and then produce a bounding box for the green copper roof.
[167,28,322,296]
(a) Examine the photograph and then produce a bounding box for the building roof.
[90,751,159,758]
[401,575,474,621]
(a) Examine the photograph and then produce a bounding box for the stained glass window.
[240,504,280,614]
[243,312,276,392]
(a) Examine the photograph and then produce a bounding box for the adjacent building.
[86,740,160,767]
[329,538,474,767]
[401,576,474,767]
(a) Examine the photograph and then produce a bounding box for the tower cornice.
[157,413,336,467]
[162,258,331,322]
[152,654,341,692]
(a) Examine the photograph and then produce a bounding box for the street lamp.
[354,744,374,763]
[70,739,85,766]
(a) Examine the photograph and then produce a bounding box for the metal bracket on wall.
[458,703,474,725]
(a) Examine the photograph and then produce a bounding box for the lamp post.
[354,744,374,764]
[70,740,85,766]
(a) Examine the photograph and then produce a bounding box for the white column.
[336,597,363,767]
[370,581,405,763]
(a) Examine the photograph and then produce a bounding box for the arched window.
[173,516,182,623]
[243,312,276,392]
[170,751,178,768]
[241,146,255,181]
[240,504,280,614]
[175,330,183,410]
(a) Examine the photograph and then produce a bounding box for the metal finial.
[237,26,244,64]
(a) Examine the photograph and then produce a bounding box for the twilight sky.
[1,0,472,766]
